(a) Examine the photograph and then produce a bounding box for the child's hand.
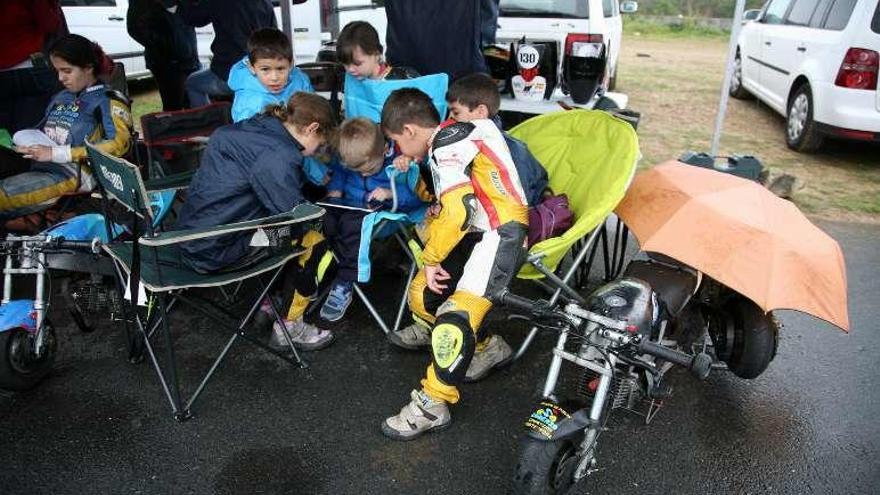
[392,154,413,172]
[425,264,451,294]
[368,187,392,202]
[426,202,441,217]
[326,190,343,198]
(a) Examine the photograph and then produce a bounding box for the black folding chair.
[139,102,232,178]
[87,143,324,421]
[297,62,345,121]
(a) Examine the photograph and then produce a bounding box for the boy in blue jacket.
[319,117,423,321]
[228,28,313,122]
[228,28,325,185]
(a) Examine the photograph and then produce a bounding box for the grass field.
[128,35,880,222]
[617,34,880,222]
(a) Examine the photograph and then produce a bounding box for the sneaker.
[269,318,335,351]
[387,322,431,350]
[464,335,513,382]
[381,389,451,441]
[319,281,353,322]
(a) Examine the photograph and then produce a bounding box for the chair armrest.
[144,170,196,192]
[138,203,325,246]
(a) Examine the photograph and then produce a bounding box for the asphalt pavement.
[0,219,878,495]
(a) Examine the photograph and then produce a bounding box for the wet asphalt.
[0,219,877,495]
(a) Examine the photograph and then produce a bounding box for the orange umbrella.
[615,161,849,332]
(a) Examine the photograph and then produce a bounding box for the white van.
[731,0,880,151]
[61,0,324,79]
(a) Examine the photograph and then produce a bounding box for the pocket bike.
[504,254,779,495]
[0,215,123,390]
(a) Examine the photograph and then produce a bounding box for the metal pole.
[710,0,747,157]
[281,0,294,53]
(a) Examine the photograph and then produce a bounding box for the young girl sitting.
[1,34,132,218]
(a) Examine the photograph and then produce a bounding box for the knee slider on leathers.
[431,311,476,385]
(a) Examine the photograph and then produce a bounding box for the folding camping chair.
[507,109,640,360]
[297,62,346,121]
[139,102,232,179]
[86,143,324,421]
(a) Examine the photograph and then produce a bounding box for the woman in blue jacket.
[177,92,338,351]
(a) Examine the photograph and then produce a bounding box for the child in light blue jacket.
[228,28,326,184]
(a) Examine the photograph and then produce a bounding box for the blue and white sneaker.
[320,281,354,322]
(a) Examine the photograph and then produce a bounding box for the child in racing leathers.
[379,88,529,440]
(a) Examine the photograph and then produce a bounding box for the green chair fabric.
[103,243,304,292]
[509,109,640,279]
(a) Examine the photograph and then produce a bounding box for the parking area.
[1,220,878,495]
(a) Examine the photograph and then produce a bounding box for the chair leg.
[392,262,417,332]
[353,283,391,334]
[513,227,602,362]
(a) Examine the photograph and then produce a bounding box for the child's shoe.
[381,389,451,441]
[268,318,334,351]
[320,280,353,322]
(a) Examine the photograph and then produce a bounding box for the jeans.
[184,67,232,108]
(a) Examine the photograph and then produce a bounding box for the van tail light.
[834,48,878,90]
[564,33,603,57]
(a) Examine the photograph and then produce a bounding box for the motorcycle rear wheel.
[0,322,57,391]
[723,297,778,379]
[512,434,585,495]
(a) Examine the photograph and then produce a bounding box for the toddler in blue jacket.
[320,117,423,321]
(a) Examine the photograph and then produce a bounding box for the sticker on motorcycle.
[525,402,571,439]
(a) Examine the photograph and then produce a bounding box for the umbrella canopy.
[616,161,849,332]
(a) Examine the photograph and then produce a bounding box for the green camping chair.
[509,109,640,359]
[87,143,325,421]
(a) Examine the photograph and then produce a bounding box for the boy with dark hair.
[228,28,313,123]
[387,73,548,370]
[228,28,325,185]
[445,72,548,206]
[379,88,528,440]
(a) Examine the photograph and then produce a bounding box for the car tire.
[785,83,824,152]
[729,52,751,99]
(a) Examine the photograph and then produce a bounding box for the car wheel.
[786,83,824,152]
[729,52,751,99]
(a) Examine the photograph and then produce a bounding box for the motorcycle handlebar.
[497,291,568,324]
[50,236,101,253]
[637,339,712,380]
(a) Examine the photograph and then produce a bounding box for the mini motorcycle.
[504,254,779,495]
[0,215,122,391]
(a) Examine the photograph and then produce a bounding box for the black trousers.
[321,208,369,283]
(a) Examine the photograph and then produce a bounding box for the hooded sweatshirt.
[227,56,314,122]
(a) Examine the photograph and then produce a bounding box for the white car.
[730,0,880,151]
[61,0,324,80]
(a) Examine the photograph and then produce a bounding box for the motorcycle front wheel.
[0,322,57,391]
[512,434,586,495]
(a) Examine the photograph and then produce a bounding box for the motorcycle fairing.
[525,400,593,442]
[42,213,125,243]
[0,300,37,334]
